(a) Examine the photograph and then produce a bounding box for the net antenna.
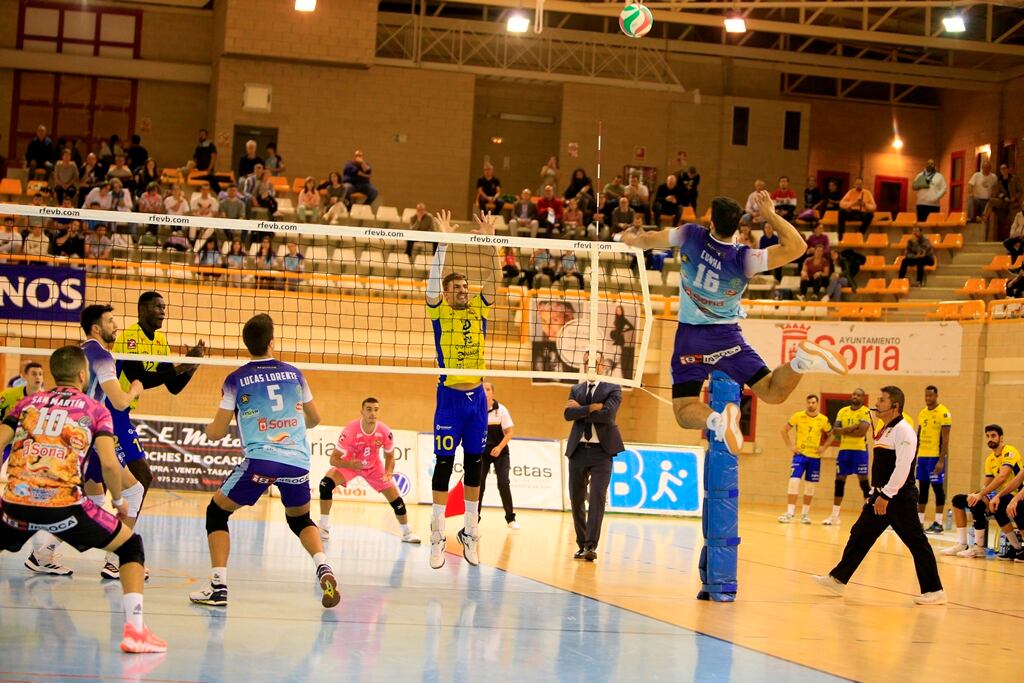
[0,202,652,388]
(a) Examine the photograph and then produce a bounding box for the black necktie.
[584,384,595,441]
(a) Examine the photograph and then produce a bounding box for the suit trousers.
[830,489,943,593]
[568,444,613,550]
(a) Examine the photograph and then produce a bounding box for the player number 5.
[267,384,284,412]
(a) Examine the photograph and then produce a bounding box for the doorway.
[873,175,908,215]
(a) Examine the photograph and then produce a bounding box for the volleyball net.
[0,203,653,387]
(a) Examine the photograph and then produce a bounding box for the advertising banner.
[606,443,705,517]
[0,264,85,322]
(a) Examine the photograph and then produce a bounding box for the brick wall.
[0,0,17,49]
[140,7,214,66]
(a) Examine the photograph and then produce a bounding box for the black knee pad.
[432,458,454,492]
[127,459,155,491]
[319,476,336,501]
[206,500,233,534]
[918,484,929,505]
[951,493,968,510]
[114,533,145,567]
[286,512,315,537]
[462,452,483,487]
[390,496,407,517]
[858,478,870,498]
[834,479,846,499]
[932,483,946,507]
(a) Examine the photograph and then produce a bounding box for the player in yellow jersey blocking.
[917,386,952,533]
[779,395,832,524]
[821,389,873,526]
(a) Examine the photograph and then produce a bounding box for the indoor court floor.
[0,490,1019,683]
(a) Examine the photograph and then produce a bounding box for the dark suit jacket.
[512,200,538,221]
[564,381,625,457]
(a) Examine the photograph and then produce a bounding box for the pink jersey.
[2,386,114,508]
[335,419,394,469]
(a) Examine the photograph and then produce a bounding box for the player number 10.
[693,264,720,292]
[435,435,454,451]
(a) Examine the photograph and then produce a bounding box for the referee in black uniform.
[813,385,946,604]
[480,382,518,529]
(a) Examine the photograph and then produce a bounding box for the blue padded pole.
[697,370,741,602]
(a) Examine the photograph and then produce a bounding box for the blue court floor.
[0,495,847,683]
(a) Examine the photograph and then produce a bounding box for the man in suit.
[563,354,625,562]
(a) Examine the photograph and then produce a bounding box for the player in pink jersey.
[0,346,166,653]
[318,398,421,544]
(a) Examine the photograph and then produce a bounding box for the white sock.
[974,529,985,547]
[122,593,144,631]
[787,504,795,515]
[319,515,330,528]
[31,533,59,556]
[465,500,479,531]
[400,523,411,534]
[801,505,810,516]
[211,567,227,586]
[432,503,446,533]
[831,505,841,518]
[955,527,967,545]
[87,494,106,509]
[706,412,722,433]
[106,551,118,566]
[312,552,328,568]
[935,513,943,526]
[789,354,811,373]
[1007,533,1021,550]
[918,513,925,524]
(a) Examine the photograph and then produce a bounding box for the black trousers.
[568,445,613,550]
[838,209,874,237]
[480,450,516,523]
[830,490,942,593]
[898,256,934,283]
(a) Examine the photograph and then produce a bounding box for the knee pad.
[319,476,336,501]
[389,496,407,518]
[128,460,154,491]
[787,477,802,496]
[834,479,846,499]
[918,485,930,505]
[205,500,233,534]
[286,512,315,537]
[432,458,454,492]
[123,482,145,518]
[114,534,145,567]
[951,493,968,510]
[803,483,816,498]
[462,452,483,487]
[932,483,946,507]
[858,478,871,498]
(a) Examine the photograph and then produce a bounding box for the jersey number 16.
[693,264,720,292]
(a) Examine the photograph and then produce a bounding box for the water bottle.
[945,508,953,531]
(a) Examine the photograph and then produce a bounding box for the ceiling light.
[942,14,966,33]
[724,13,746,34]
[892,136,904,150]
[507,14,530,33]
[295,0,316,12]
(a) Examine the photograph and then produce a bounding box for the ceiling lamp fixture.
[295,0,316,12]
[507,13,530,33]
[892,136,904,150]
[724,12,746,34]
[942,13,966,33]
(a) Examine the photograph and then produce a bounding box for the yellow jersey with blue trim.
[426,294,491,387]
[0,386,28,421]
[917,404,951,457]
[112,323,170,409]
[984,444,1022,492]
[835,405,872,451]
[788,410,831,458]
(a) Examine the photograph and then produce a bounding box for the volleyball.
[619,3,654,38]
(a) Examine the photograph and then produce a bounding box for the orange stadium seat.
[920,212,946,229]
[983,278,1008,297]
[885,278,911,297]
[983,255,1013,273]
[859,278,888,294]
[938,233,964,251]
[26,180,48,197]
[872,212,893,225]
[892,212,917,228]
[270,176,290,194]
[0,178,21,198]
[838,232,864,248]
[941,211,965,228]
[861,255,886,272]
[820,210,839,228]
[955,278,986,297]
[681,206,698,223]
[863,233,889,249]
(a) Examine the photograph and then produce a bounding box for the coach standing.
[812,385,946,605]
[563,354,624,562]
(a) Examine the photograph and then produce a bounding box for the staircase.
[904,221,994,301]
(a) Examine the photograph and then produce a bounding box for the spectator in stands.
[611,197,635,236]
[135,159,160,196]
[562,198,585,239]
[190,128,220,193]
[837,248,866,286]
[189,183,219,243]
[237,140,263,181]
[404,202,433,256]
[52,149,80,205]
[912,159,947,223]
[137,182,163,215]
[297,177,322,223]
[1002,208,1024,263]
[988,163,1023,241]
[838,176,877,238]
[679,166,700,210]
[556,251,584,289]
[815,178,843,217]
[799,245,831,300]
[0,216,23,256]
[282,240,304,273]
[501,247,521,284]
[625,174,651,223]
[736,223,755,248]
[967,158,996,223]
[653,174,682,224]
[195,237,223,279]
[318,171,346,209]
[823,250,849,303]
[85,224,112,260]
[802,176,821,221]
[255,236,278,270]
[511,189,540,238]
[54,221,85,258]
[164,184,190,217]
[743,179,768,225]
[264,143,286,176]
[106,155,134,192]
[797,222,830,272]
[564,168,596,223]
[126,135,148,172]
[109,178,133,213]
[22,223,49,258]
[82,181,114,211]
[539,155,560,195]
[161,227,188,251]
[26,193,48,230]
[601,174,626,223]
[79,153,102,198]
[225,238,249,283]
[343,150,378,207]
[25,125,56,179]
[524,248,556,289]
[537,184,564,237]
[475,163,503,216]
[99,135,123,167]
[219,185,246,220]
[771,176,798,222]
[254,168,278,220]
[898,226,935,286]
[760,222,782,282]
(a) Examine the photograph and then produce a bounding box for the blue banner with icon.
[608,444,704,516]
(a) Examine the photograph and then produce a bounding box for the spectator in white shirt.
[82,181,114,211]
[912,159,947,223]
[967,159,997,222]
[0,216,24,256]
[743,179,768,225]
[164,185,190,216]
[22,223,50,258]
[189,184,220,243]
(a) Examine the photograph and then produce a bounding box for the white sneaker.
[940,543,969,556]
[811,574,845,596]
[821,516,840,526]
[801,514,812,525]
[712,403,744,455]
[457,527,480,567]
[319,525,330,540]
[25,552,74,576]
[507,521,521,530]
[429,530,446,569]
[914,590,947,605]
[402,531,422,544]
[778,512,795,523]
[794,341,849,375]
[956,545,987,558]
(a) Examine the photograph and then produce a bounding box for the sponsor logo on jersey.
[257,417,299,432]
[250,474,277,485]
[24,442,70,460]
[127,339,137,350]
[240,394,250,404]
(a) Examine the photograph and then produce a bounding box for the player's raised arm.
[426,209,454,307]
[755,190,806,270]
[619,223,674,250]
[471,212,499,302]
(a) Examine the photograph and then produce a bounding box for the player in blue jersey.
[622,190,849,455]
[189,314,339,609]
[80,304,149,580]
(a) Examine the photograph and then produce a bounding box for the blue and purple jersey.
[80,339,118,405]
[219,358,313,469]
[669,223,769,325]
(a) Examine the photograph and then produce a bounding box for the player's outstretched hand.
[754,190,777,218]
[472,212,497,236]
[433,209,459,234]
[129,379,144,401]
[619,225,642,246]
[187,340,207,357]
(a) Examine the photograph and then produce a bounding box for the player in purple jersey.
[622,191,849,455]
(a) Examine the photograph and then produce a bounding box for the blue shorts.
[83,442,127,484]
[112,412,146,465]
[790,454,821,482]
[433,384,487,458]
[220,458,311,508]
[836,449,869,477]
[670,323,770,391]
[916,456,945,484]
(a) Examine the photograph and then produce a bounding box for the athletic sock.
[400,523,411,534]
[106,551,119,566]
[87,494,106,509]
[706,412,722,433]
[319,515,330,528]
[1007,533,1022,550]
[211,567,227,587]
[786,504,795,515]
[973,529,985,547]
[431,503,445,534]
[122,593,144,631]
[955,527,968,545]
[831,505,841,518]
[918,513,925,524]
[801,505,810,516]
[312,552,328,568]
[465,501,479,533]
[935,514,943,526]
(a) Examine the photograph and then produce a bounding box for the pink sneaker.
[120,623,168,653]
